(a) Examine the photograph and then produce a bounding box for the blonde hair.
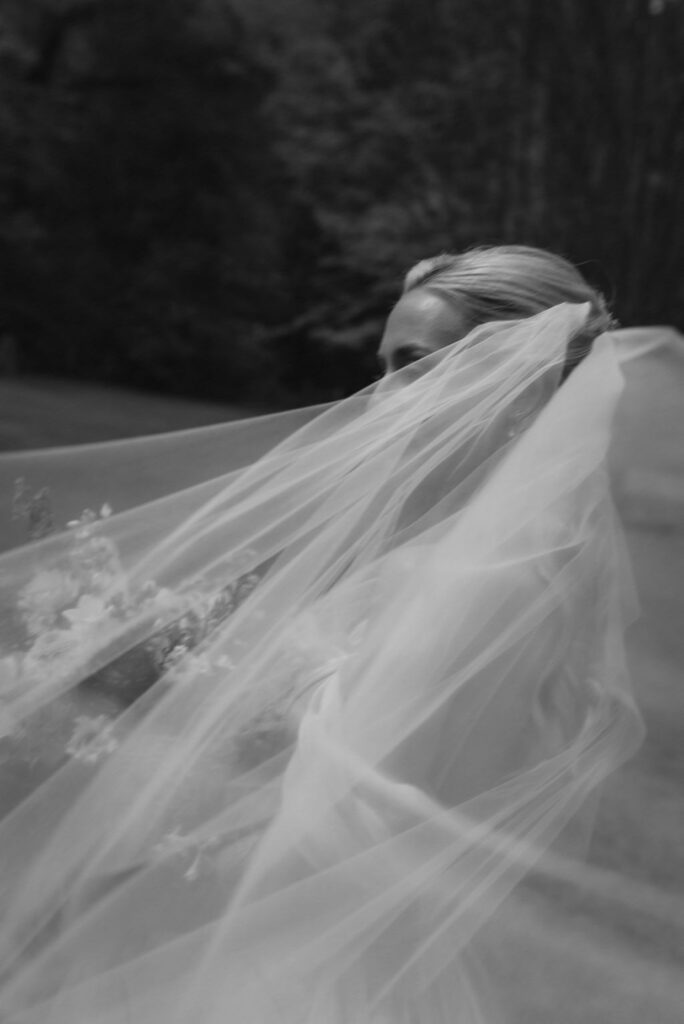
[404,245,615,380]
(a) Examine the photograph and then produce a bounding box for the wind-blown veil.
[0,305,680,1022]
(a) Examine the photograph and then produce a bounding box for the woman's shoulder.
[610,325,683,364]
[609,325,684,530]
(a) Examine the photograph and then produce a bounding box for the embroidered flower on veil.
[65,714,119,765]
[12,478,54,541]
[2,482,288,781]
[17,569,81,636]
[2,476,365,822]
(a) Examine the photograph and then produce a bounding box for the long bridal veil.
[0,305,681,1023]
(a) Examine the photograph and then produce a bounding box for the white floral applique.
[17,569,81,636]
[21,628,85,682]
[6,484,269,716]
[7,496,130,690]
[12,478,54,541]
[65,714,119,765]
[151,828,222,881]
[67,506,128,606]
[62,594,109,628]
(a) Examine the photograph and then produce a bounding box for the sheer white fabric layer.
[0,305,681,1023]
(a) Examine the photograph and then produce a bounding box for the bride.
[0,245,681,1022]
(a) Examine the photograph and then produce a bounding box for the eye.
[375,346,429,377]
[392,348,427,371]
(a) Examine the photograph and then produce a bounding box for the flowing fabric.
[0,305,681,1023]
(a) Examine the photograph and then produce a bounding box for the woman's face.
[376,289,470,378]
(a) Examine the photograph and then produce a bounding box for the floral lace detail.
[4,495,255,692]
[1,484,277,775]
[12,503,126,642]
[2,482,354,825]
[142,572,261,682]
[150,812,270,882]
[12,478,55,541]
[0,504,130,712]
[150,829,225,881]
[17,570,81,637]
[65,714,119,765]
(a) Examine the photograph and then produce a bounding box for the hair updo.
[403,245,616,381]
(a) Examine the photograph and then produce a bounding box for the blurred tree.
[510,0,684,324]
[0,0,682,404]
[262,0,684,389]
[0,0,286,401]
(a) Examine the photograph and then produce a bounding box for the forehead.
[378,289,469,357]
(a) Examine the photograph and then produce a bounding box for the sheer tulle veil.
[0,305,681,1022]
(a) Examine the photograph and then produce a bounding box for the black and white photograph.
[0,1,682,1021]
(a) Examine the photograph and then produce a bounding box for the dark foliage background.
[1,0,682,405]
